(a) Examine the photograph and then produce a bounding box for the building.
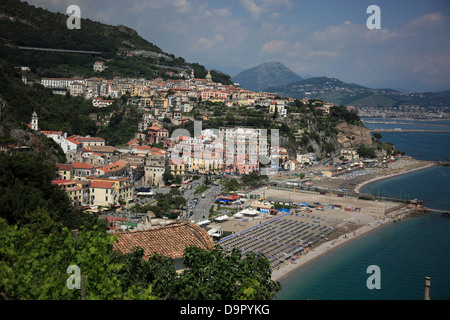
[41,78,75,89]
[283,160,301,171]
[340,148,359,161]
[148,126,169,144]
[269,102,287,117]
[69,82,86,96]
[92,97,114,108]
[113,222,215,270]
[89,176,134,206]
[89,180,116,206]
[72,162,95,178]
[52,179,84,207]
[93,61,106,72]
[296,153,317,165]
[56,163,73,180]
[30,110,38,131]
[144,153,166,187]
[67,135,106,148]
[169,159,187,178]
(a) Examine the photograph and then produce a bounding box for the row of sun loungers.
[218,214,335,269]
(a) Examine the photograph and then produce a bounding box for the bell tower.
[31,110,38,131]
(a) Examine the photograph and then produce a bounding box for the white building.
[296,153,316,164]
[93,61,106,72]
[30,110,38,131]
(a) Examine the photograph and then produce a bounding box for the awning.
[241,209,259,216]
[214,215,229,222]
[198,219,211,226]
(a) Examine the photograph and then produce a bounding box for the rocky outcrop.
[336,121,372,148]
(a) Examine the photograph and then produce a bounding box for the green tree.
[0,153,98,232]
[373,132,382,140]
[357,144,377,159]
[173,246,281,300]
[0,219,158,300]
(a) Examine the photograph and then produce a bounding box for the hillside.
[232,61,303,92]
[264,76,450,108]
[0,0,231,83]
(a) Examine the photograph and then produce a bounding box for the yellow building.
[56,163,73,180]
[169,160,187,177]
[89,177,134,206]
[52,179,83,207]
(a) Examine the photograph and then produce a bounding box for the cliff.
[335,121,372,148]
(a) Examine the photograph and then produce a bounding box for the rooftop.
[113,222,215,260]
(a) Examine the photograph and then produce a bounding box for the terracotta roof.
[148,126,168,132]
[52,179,75,185]
[72,162,94,169]
[56,163,73,171]
[90,180,115,189]
[113,222,215,260]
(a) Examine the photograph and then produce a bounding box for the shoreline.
[271,158,436,283]
[353,160,437,193]
[271,215,393,282]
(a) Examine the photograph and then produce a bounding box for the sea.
[275,118,450,300]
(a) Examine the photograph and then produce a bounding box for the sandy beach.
[268,157,435,282]
[215,156,434,283]
[310,157,437,193]
[353,160,437,193]
[270,216,391,282]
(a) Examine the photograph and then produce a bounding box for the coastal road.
[190,182,222,223]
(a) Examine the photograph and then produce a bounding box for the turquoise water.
[276,214,450,300]
[276,119,450,300]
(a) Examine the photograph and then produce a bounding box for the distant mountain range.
[231,61,303,92]
[231,61,450,108]
[263,76,450,108]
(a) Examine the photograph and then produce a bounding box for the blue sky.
[25,0,450,92]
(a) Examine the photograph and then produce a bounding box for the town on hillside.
[17,62,409,240]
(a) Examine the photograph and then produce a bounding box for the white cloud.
[261,40,287,54]
[239,0,293,19]
[191,34,225,52]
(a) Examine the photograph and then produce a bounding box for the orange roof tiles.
[90,180,115,189]
[113,222,215,260]
[56,163,73,171]
[72,162,94,169]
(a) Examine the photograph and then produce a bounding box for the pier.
[419,208,450,216]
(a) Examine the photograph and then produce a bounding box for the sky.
[24,0,450,92]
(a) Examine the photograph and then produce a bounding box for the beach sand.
[212,156,434,283]
[309,157,436,193]
[268,157,435,282]
[270,217,391,282]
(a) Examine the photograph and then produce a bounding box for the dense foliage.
[0,0,232,83]
[0,62,97,137]
[0,153,99,232]
[0,152,281,300]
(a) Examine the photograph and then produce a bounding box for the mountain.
[231,61,303,92]
[0,0,231,83]
[264,76,450,108]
